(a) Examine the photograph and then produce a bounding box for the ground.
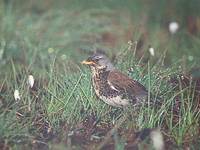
[0,0,200,149]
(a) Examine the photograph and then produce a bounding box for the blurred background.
[0,1,200,149]
[0,0,200,76]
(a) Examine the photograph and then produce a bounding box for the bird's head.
[82,53,114,71]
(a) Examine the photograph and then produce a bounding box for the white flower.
[28,75,34,88]
[169,22,179,34]
[127,40,133,51]
[188,55,194,61]
[150,129,164,150]
[14,90,20,101]
[48,48,54,53]
[61,54,67,60]
[149,47,155,56]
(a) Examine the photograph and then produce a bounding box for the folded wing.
[107,70,148,100]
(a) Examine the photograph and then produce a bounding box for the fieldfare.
[82,53,149,107]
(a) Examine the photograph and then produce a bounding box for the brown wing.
[107,70,148,98]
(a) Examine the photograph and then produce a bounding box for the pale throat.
[90,66,107,77]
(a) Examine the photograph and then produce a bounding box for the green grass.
[0,0,200,149]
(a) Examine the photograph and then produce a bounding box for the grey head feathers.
[88,53,114,71]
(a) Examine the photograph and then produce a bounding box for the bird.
[81,53,149,108]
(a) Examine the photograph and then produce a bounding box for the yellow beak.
[81,60,96,65]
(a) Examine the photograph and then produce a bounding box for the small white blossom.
[188,55,194,61]
[151,129,164,150]
[14,90,20,101]
[127,40,133,51]
[48,48,54,53]
[28,75,34,88]
[169,22,179,34]
[149,47,155,56]
[61,54,67,60]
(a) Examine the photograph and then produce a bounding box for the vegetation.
[0,0,200,149]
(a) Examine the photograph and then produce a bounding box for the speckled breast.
[92,70,130,107]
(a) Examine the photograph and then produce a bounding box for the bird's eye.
[93,55,103,61]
